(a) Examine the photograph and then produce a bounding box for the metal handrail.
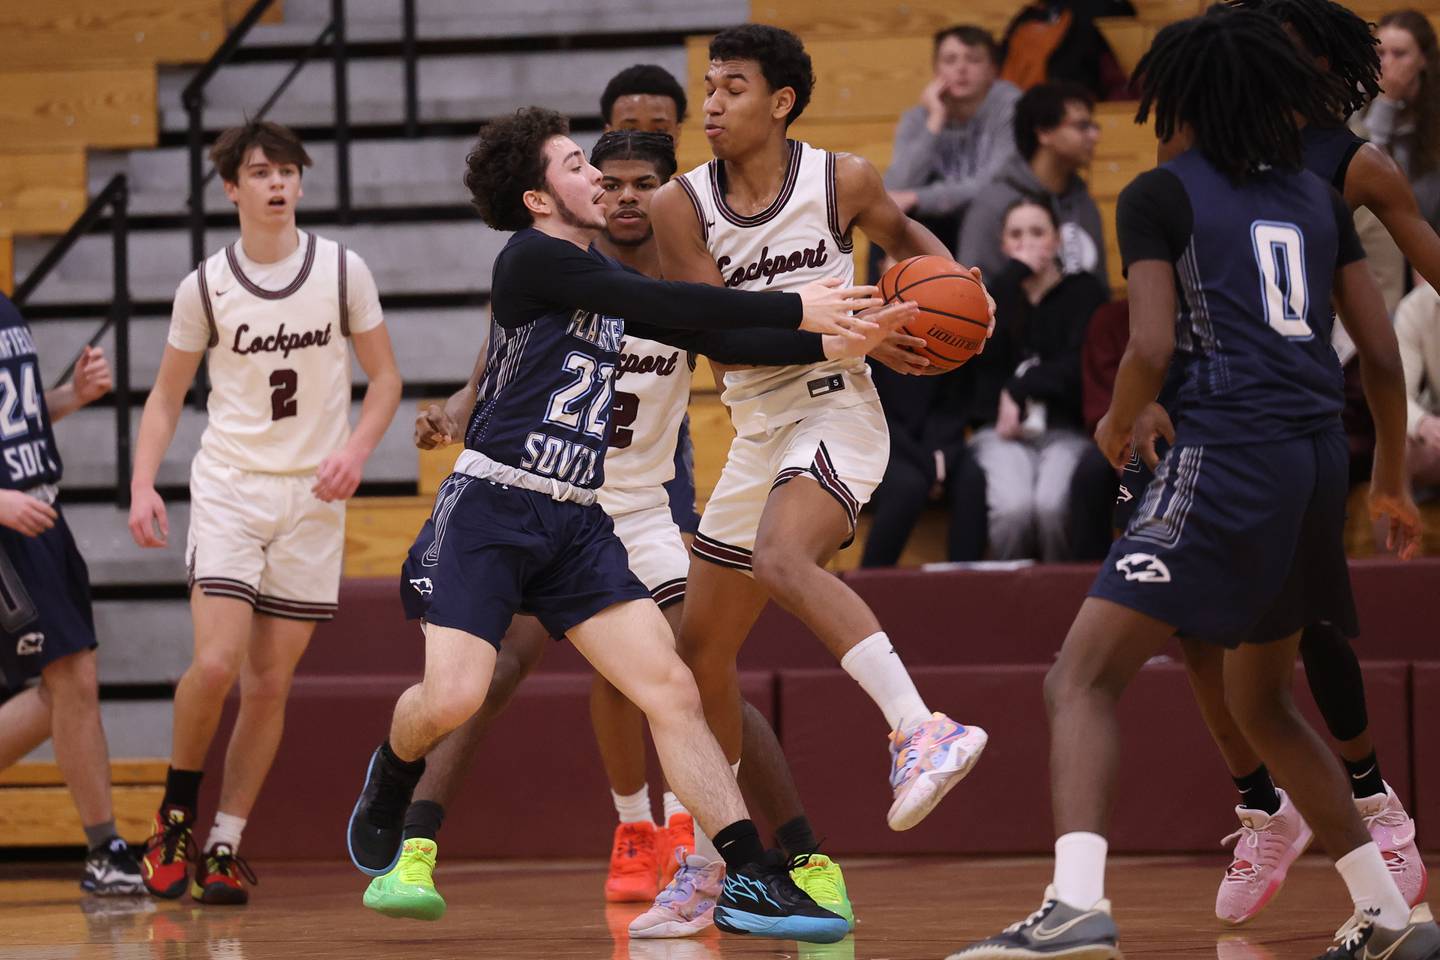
[12,174,132,509]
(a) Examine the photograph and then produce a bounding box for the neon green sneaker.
[362,838,446,921]
[790,853,855,931]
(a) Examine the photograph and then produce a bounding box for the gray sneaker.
[1316,904,1440,959]
[946,885,1120,959]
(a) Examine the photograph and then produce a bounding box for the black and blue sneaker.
[347,744,423,877]
[713,850,850,944]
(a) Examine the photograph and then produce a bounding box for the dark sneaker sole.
[143,876,188,899]
[347,749,403,877]
[713,905,849,944]
[191,882,248,906]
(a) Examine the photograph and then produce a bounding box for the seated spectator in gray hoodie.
[885,25,1022,252]
[957,81,1109,296]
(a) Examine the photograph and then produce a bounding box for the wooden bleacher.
[0,760,165,846]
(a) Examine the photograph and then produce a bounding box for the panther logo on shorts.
[409,577,434,597]
[1116,553,1171,584]
[15,632,43,656]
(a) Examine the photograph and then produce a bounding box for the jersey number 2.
[270,368,298,421]
[1251,221,1313,339]
[609,391,639,450]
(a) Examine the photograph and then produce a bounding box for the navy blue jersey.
[1117,151,1366,445]
[0,295,62,490]
[465,228,819,490]
[1302,123,1366,192]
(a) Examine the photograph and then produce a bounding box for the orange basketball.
[879,255,990,372]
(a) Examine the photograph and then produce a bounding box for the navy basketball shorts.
[1090,429,1357,648]
[0,506,98,695]
[663,414,701,535]
[399,475,652,647]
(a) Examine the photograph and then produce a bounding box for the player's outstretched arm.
[1347,144,1440,293]
[1334,257,1422,558]
[415,344,487,450]
[1095,260,1175,468]
[314,324,402,502]
[129,344,204,548]
[45,345,112,424]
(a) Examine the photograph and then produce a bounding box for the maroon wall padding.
[776,662,1412,855]
[306,558,1440,678]
[1414,663,1440,842]
[198,673,776,860]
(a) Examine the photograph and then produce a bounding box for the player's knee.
[39,650,98,700]
[189,652,243,697]
[484,648,529,710]
[243,664,296,705]
[422,674,488,733]
[750,543,808,599]
[636,658,704,721]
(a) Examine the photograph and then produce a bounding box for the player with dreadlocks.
[1133,0,1438,926]
[947,9,1435,959]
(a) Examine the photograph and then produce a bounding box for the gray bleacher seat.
[23,700,173,762]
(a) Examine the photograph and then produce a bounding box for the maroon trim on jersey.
[770,442,860,532]
[675,175,710,243]
[692,532,752,572]
[709,139,803,229]
[225,231,317,300]
[825,152,855,254]
[652,577,686,610]
[195,261,221,348]
[337,243,351,337]
[255,594,338,622]
[192,577,259,606]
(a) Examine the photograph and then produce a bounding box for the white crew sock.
[840,632,931,732]
[612,786,654,825]
[207,812,247,854]
[1053,832,1108,910]
[1337,842,1411,929]
[662,791,687,823]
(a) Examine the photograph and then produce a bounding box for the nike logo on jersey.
[1116,553,1172,583]
[1033,909,1105,941]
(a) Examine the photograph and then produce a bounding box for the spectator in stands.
[860,363,987,567]
[885,26,1022,255]
[966,197,1107,560]
[1349,11,1440,307]
[958,82,1109,297]
[998,0,1136,100]
[601,63,688,144]
[1068,298,1129,560]
[1396,280,1440,489]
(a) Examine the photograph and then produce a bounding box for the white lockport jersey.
[174,231,374,474]
[676,140,878,435]
[596,334,691,514]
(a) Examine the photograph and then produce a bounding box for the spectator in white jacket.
[1396,280,1440,486]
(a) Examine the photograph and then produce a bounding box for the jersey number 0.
[1251,221,1313,340]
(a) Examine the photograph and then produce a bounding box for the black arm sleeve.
[1331,187,1367,266]
[496,231,802,330]
[1117,169,1191,273]
[627,322,826,366]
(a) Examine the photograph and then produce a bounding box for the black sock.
[163,768,203,813]
[402,801,446,841]
[379,740,425,781]
[1233,765,1281,815]
[1343,751,1384,800]
[713,819,765,873]
[775,816,818,857]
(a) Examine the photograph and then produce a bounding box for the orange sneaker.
[605,821,660,903]
[141,805,195,899]
[658,813,694,888]
[191,844,256,905]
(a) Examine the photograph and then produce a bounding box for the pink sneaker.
[1215,789,1313,925]
[1357,782,1429,907]
[628,851,724,940]
[886,712,988,831]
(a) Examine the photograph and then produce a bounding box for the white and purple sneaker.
[887,712,988,831]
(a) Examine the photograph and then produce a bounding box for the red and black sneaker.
[191,843,257,905]
[141,805,196,899]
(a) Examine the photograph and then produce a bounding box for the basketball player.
[359,132,900,927]
[345,106,901,944]
[1157,0,1436,924]
[648,24,990,853]
[0,293,143,894]
[128,120,402,904]
[950,11,1438,959]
